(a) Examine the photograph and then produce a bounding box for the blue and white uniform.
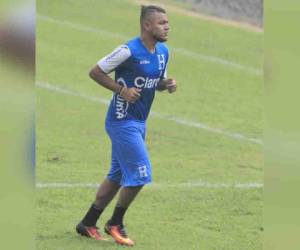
[97,37,169,186]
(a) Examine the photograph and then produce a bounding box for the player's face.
[149,12,169,42]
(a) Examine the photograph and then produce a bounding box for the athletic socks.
[81,204,128,227]
[109,206,128,226]
[81,203,103,227]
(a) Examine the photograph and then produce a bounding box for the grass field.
[36,0,263,249]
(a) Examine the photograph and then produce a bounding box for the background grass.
[36,0,263,249]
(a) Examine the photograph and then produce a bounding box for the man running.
[76,5,177,246]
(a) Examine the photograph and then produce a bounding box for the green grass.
[36,0,263,249]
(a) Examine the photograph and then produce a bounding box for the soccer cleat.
[104,221,134,246]
[76,221,103,241]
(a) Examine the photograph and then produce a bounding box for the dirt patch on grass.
[183,0,263,27]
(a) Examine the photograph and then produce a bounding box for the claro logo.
[114,76,160,119]
[134,77,160,89]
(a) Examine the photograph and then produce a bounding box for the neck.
[140,33,156,53]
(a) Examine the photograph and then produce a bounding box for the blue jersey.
[97,37,169,122]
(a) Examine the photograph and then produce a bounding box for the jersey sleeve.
[97,45,131,74]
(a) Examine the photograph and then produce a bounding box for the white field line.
[36,81,110,105]
[171,47,262,76]
[36,181,263,189]
[37,14,262,76]
[36,81,262,145]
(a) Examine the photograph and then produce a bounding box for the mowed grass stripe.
[36,86,262,185]
[37,14,262,76]
[37,81,262,145]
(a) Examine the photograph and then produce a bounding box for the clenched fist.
[164,78,177,93]
[120,87,141,103]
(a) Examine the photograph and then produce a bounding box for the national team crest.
[157,54,165,70]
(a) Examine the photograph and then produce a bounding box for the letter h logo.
[157,54,165,70]
[138,165,148,178]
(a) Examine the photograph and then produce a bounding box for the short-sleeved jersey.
[97,37,169,122]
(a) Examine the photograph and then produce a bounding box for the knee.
[95,192,104,202]
[124,185,144,193]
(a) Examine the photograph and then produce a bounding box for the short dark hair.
[140,5,166,25]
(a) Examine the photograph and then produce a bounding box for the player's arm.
[89,45,141,103]
[156,63,177,93]
[89,65,122,93]
[156,78,177,93]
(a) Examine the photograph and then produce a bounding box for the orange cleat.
[76,222,104,241]
[104,222,134,246]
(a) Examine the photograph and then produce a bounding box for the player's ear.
[143,20,152,31]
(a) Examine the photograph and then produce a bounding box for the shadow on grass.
[36,230,118,249]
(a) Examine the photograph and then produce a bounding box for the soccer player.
[76,5,177,246]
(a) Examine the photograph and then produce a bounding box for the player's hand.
[165,78,177,93]
[120,87,141,103]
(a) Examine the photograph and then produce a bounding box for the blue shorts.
[105,120,152,187]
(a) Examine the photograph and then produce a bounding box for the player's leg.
[109,185,143,225]
[76,145,122,240]
[94,178,120,209]
[93,149,122,209]
[104,121,151,246]
[80,178,120,226]
[104,185,143,246]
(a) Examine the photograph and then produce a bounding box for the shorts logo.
[138,165,148,178]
